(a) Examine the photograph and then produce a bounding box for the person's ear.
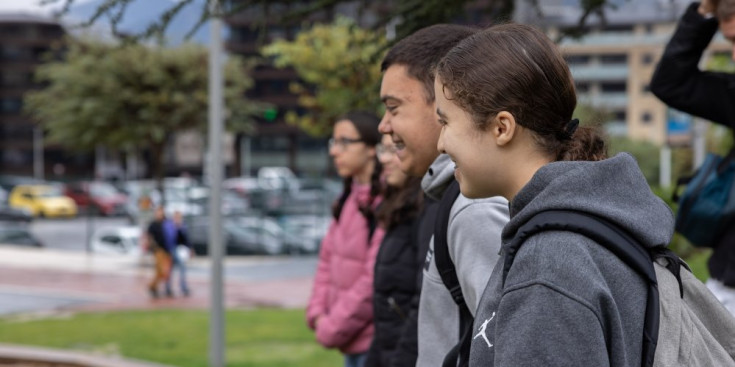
[493,111,517,146]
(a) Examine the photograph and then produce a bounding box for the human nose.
[378,113,392,134]
[378,153,391,165]
[329,142,340,156]
[437,127,447,154]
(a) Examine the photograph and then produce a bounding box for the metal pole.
[208,1,225,366]
[693,118,707,169]
[660,145,672,188]
[33,127,44,180]
[240,136,251,177]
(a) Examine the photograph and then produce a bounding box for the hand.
[698,0,718,17]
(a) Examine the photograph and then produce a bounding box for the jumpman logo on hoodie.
[474,312,495,348]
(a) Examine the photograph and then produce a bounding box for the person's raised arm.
[650,1,735,126]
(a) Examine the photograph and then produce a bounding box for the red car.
[65,181,128,216]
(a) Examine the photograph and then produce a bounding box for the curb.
[0,343,175,367]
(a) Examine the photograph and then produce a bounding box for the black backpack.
[433,180,471,367]
[434,184,721,367]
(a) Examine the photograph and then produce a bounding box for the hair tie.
[558,118,579,141]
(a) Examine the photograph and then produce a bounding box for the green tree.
[45,0,622,45]
[24,40,264,188]
[261,17,387,136]
[572,103,663,184]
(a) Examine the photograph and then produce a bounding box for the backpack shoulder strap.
[503,210,660,367]
[434,179,464,306]
[433,179,473,367]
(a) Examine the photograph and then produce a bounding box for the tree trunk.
[150,141,166,207]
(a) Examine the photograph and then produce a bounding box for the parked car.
[232,216,303,254]
[0,223,42,247]
[119,180,205,224]
[279,214,330,254]
[65,181,128,216]
[189,187,250,216]
[9,185,77,218]
[223,177,283,215]
[0,175,44,193]
[257,166,300,192]
[89,226,142,256]
[188,216,286,256]
[0,203,32,222]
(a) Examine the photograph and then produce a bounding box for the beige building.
[522,0,731,146]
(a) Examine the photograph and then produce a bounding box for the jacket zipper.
[388,297,406,320]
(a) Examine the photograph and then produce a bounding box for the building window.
[565,55,591,65]
[252,136,290,151]
[0,25,25,37]
[641,112,652,124]
[298,135,328,150]
[268,26,287,41]
[2,123,33,140]
[600,54,628,64]
[641,53,654,65]
[31,47,50,61]
[269,80,289,94]
[601,82,626,93]
[41,25,63,38]
[614,111,626,121]
[230,27,259,43]
[0,98,22,114]
[1,46,28,61]
[0,72,29,87]
[2,148,32,166]
[576,82,591,93]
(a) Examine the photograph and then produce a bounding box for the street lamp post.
[208,1,226,366]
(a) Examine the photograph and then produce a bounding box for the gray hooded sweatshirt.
[469,153,674,366]
[417,154,509,366]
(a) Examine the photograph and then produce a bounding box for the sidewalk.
[0,246,316,316]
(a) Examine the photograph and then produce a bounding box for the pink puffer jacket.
[306,182,385,354]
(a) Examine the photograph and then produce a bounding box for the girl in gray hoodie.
[433,23,675,366]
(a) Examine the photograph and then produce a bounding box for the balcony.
[569,65,629,82]
[578,93,628,110]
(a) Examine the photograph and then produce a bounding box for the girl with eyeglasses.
[365,134,424,367]
[307,111,385,367]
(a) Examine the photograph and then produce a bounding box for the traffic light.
[264,107,278,122]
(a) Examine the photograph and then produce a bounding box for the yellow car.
[9,185,78,218]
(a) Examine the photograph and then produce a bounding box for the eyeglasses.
[376,143,398,157]
[329,137,363,150]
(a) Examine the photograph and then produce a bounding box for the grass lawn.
[0,308,342,367]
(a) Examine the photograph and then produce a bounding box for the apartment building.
[520,0,731,146]
[0,14,89,177]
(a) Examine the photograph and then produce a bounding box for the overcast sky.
[0,0,93,14]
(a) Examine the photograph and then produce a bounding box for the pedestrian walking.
[146,206,172,299]
[165,210,191,297]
